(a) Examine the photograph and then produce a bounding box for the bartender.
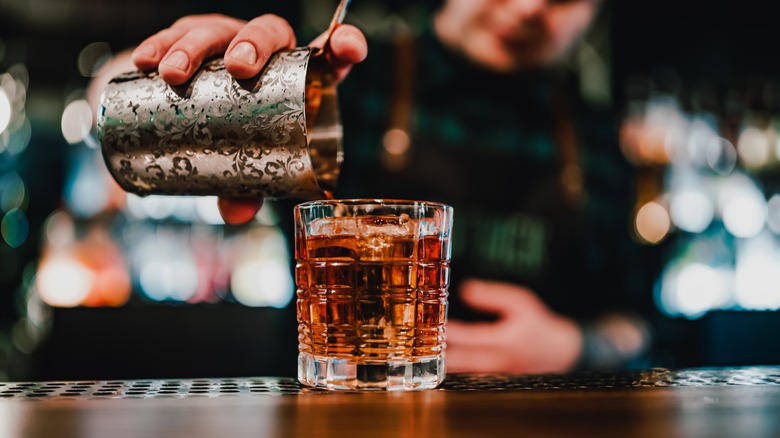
[126,0,653,373]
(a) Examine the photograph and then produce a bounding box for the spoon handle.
[320,0,351,53]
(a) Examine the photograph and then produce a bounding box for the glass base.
[297,353,445,391]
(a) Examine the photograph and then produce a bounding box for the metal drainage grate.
[439,367,780,391]
[1,367,779,399]
[0,377,304,399]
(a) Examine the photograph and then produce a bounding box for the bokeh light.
[5,117,31,155]
[669,190,714,233]
[634,201,670,244]
[0,73,18,107]
[87,263,132,307]
[231,228,293,308]
[628,77,780,320]
[646,96,686,163]
[737,126,771,169]
[660,262,731,319]
[1,208,29,248]
[705,136,737,175]
[43,210,76,248]
[77,42,112,78]
[196,196,225,225]
[133,234,199,302]
[0,89,11,135]
[140,260,199,302]
[36,256,94,307]
[383,128,411,155]
[676,264,729,317]
[722,195,766,238]
[64,150,109,218]
[127,194,182,221]
[0,171,27,213]
[776,136,780,162]
[125,195,227,224]
[231,259,293,308]
[720,174,767,239]
[734,238,780,310]
[255,203,280,226]
[171,197,197,222]
[619,96,684,165]
[61,99,93,144]
[686,116,718,167]
[767,194,780,235]
[6,64,29,90]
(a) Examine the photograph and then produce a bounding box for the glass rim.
[295,198,452,211]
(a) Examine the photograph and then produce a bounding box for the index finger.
[132,14,245,74]
[445,320,507,348]
[224,14,297,80]
[459,279,544,317]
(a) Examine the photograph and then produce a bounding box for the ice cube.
[357,234,392,260]
[357,215,415,237]
[308,214,416,239]
[308,216,360,236]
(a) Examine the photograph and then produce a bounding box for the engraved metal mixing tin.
[98,48,342,199]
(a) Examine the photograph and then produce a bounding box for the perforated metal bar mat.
[2,368,780,399]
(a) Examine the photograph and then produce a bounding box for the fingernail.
[133,44,156,59]
[229,42,257,64]
[162,50,189,71]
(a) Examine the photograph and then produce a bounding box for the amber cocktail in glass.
[295,199,453,390]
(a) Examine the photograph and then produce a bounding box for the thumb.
[309,24,368,82]
[458,279,539,317]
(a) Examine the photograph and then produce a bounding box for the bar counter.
[4,367,780,437]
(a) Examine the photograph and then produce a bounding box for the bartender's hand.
[445,279,583,374]
[131,14,368,224]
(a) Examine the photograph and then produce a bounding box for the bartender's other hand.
[446,279,582,374]
[131,13,367,86]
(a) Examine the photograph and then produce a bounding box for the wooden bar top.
[3,368,780,437]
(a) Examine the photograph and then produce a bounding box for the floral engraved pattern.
[98,48,326,198]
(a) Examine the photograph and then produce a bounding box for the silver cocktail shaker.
[97,47,341,199]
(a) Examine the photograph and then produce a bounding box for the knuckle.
[173,27,230,59]
[257,13,290,27]
[172,13,233,30]
[172,15,196,28]
[240,23,273,41]
[200,13,230,21]
[184,26,215,42]
[154,28,180,42]
[248,14,293,36]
